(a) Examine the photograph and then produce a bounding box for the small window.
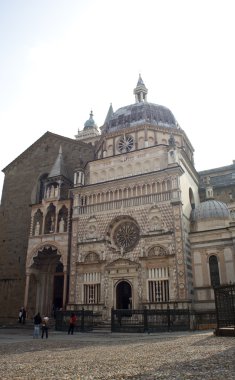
[84,284,100,304]
[148,280,169,302]
[209,255,220,287]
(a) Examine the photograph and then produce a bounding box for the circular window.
[113,221,139,252]
[118,135,134,153]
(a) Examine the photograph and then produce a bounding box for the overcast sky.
[1,0,235,199]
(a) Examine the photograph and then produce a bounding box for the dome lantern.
[133,74,148,103]
[84,110,97,130]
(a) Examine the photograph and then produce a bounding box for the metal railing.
[55,309,93,332]
[214,284,235,335]
[111,307,191,333]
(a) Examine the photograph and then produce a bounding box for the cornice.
[72,165,184,194]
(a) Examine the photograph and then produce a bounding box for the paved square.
[0,329,234,379]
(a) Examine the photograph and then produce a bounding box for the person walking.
[18,308,23,323]
[68,312,77,335]
[41,316,49,339]
[22,307,26,324]
[33,312,42,338]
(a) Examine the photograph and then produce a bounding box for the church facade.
[0,76,235,322]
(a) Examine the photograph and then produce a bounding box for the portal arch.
[116,280,132,309]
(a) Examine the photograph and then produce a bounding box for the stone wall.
[0,132,94,321]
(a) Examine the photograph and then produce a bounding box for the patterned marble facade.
[0,76,234,321]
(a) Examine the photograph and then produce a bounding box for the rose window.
[118,135,134,153]
[113,221,139,251]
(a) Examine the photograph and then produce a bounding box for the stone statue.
[50,216,55,233]
[59,217,65,233]
[50,185,55,197]
[54,186,59,197]
[35,221,40,236]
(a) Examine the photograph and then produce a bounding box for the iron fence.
[54,307,219,333]
[193,310,216,330]
[214,284,235,335]
[55,308,93,332]
[111,307,191,333]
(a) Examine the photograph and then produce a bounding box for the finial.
[59,145,62,154]
[134,74,148,103]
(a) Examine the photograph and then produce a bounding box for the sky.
[1,0,235,199]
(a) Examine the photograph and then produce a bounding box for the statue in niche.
[35,221,40,236]
[168,148,176,164]
[46,187,50,198]
[88,225,96,234]
[230,210,235,219]
[50,185,55,197]
[140,240,145,256]
[148,245,166,257]
[59,217,65,233]
[150,216,161,231]
[168,243,174,255]
[54,186,59,197]
[50,216,55,233]
[161,221,168,232]
[86,224,96,239]
[204,176,210,185]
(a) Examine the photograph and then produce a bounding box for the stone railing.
[75,191,178,215]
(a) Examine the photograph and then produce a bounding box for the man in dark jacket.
[33,312,42,338]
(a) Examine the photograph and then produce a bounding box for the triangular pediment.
[106,258,139,269]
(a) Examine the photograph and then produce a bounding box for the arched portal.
[53,262,64,310]
[26,246,65,318]
[116,281,132,309]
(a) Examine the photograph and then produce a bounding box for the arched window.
[33,209,43,236]
[44,203,56,234]
[209,255,220,287]
[32,173,48,204]
[57,205,68,233]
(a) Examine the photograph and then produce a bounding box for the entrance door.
[53,275,64,310]
[116,281,132,309]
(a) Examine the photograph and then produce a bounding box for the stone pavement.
[0,328,234,379]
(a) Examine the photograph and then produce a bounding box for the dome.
[105,102,178,132]
[191,200,230,222]
[84,111,97,130]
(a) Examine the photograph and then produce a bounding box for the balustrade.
[75,191,174,215]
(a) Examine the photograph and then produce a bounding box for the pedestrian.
[41,316,49,339]
[18,308,23,323]
[33,312,42,339]
[22,307,26,324]
[68,312,77,335]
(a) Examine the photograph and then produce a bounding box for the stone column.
[171,200,187,300]
[24,273,30,310]
[63,270,67,309]
[113,137,115,155]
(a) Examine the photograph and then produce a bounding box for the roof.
[191,200,230,221]
[2,131,92,174]
[103,101,178,133]
[48,146,69,179]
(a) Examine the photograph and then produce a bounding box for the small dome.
[105,102,178,132]
[84,111,97,130]
[191,200,230,222]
